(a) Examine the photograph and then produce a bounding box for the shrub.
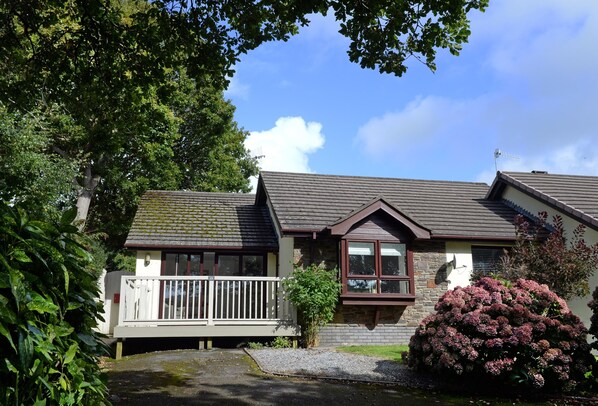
[283,264,340,347]
[270,336,292,348]
[0,203,108,404]
[408,277,594,393]
[493,213,598,301]
[589,285,598,350]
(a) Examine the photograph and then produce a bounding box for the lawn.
[336,344,409,363]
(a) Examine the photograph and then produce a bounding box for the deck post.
[207,276,215,325]
[116,339,124,360]
[206,337,212,350]
[292,336,298,349]
[198,338,205,350]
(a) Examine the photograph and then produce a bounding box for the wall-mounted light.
[144,253,151,266]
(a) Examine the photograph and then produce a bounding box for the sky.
[225,0,598,189]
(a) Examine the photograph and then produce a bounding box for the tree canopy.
[0,0,488,260]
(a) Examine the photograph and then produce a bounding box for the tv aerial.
[494,149,520,172]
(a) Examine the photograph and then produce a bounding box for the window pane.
[243,255,264,276]
[190,255,201,276]
[178,254,188,275]
[380,280,410,294]
[164,254,177,275]
[218,255,240,276]
[347,279,377,293]
[348,242,375,275]
[472,247,504,275]
[203,252,215,276]
[381,243,406,275]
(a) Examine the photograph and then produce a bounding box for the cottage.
[110,171,597,355]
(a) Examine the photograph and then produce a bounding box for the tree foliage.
[283,265,340,347]
[498,213,598,301]
[0,0,487,251]
[0,202,108,405]
[408,277,594,393]
[0,104,78,218]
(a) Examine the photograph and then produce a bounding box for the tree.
[499,213,598,301]
[0,104,78,218]
[0,0,488,232]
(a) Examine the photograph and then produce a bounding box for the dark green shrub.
[0,202,108,405]
[283,264,340,347]
[408,277,594,393]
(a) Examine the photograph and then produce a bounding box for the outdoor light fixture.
[144,253,151,266]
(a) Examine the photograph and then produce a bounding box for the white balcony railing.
[117,275,294,327]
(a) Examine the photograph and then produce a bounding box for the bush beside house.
[0,203,108,405]
[408,277,594,393]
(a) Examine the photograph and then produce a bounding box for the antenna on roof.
[494,148,520,172]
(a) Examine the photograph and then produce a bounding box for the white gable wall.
[501,185,598,327]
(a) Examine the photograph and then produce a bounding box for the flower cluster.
[408,277,594,392]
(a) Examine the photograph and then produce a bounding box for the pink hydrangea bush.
[408,277,593,392]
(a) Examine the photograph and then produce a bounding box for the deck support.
[116,339,124,360]
[292,336,298,349]
[198,339,205,350]
[206,337,213,350]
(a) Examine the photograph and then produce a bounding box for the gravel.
[246,348,445,390]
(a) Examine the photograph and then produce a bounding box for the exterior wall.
[293,236,339,270]
[292,238,449,346]
[445,241,474,289]
[502,185,598,326]
[279,237,295,277]
[136,250,162,276]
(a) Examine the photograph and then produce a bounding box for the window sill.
[340,294,416,306]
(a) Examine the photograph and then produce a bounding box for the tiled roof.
[125,191,278,250]
[488,171,598,230]
[259,171,519,240]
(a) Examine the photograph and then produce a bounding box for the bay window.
[343,240,414,300]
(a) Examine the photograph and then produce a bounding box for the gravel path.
[246,348,444,390]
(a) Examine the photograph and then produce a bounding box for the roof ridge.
[260,171,489,186]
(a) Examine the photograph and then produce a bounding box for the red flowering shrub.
[408,277,594,393]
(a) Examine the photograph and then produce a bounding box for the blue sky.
[225,0,598,188]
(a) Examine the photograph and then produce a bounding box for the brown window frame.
[161,251,267,277]
[340,239,415,305]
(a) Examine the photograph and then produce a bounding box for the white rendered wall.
[502,185,598,327]
[135,250,162,276]
[445,241,474,289]
[278,237,295,278]
[267,252,277,277]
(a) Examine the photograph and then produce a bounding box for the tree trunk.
[75,164,100,230]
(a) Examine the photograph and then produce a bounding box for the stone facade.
[293,237,449,346]
[293,236,339,270]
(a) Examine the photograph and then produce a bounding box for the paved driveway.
[105,349,473,405]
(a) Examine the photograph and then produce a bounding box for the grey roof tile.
[125,191,278,250]
[489,171,598,230]
[259,171,519,239]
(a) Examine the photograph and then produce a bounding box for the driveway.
[104,349,474,405]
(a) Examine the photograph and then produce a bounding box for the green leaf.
[32,399,47,406]
[0,323,16,351]
[18,330,34,369]
[60,208,78,227]
[26,293,60,314]
[10,248,32,263]
[5,359,18,373]
[63,343,78,365]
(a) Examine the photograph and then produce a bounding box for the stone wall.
[316,240,449,346]
[293,236,339,270]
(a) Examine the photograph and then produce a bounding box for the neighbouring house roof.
[257,171,519,240]
[125,191,278,250]
[487,171,598,231]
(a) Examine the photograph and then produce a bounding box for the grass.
[336,344,409,363]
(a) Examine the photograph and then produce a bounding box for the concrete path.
[105,349,471,405]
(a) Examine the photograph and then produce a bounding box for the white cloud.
[355,0,598,180]
[244,117,325,190]
[224,76,250,100]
